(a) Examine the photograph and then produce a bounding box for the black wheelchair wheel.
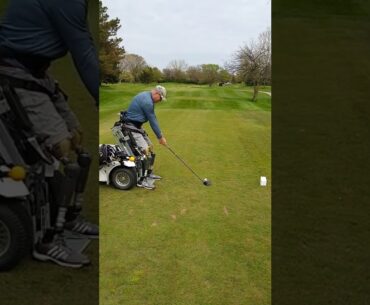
[110,167,137,190]
[0,201,31,271]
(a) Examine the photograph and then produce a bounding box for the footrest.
[64,230,91,254]
[146,177,156,187]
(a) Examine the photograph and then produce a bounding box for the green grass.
[100,83,271,305]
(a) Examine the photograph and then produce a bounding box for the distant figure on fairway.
[123,85,167,190]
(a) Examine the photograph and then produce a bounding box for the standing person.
[0,0,98,267]
[124,85,167,190]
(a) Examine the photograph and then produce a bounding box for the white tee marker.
[260,176,267,186]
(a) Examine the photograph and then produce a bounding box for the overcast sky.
[102,0,271,69]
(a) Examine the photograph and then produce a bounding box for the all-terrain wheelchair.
[99,111,156,190]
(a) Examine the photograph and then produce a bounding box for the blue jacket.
[126,92,162,139]
[0,0,99,103]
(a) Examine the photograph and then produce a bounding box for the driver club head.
[202,178,212,186]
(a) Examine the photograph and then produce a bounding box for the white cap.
[156,85,167,101]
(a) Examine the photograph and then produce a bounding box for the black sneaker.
[137,177,155,190]
[33,234,90,268]
[64,215,99,239]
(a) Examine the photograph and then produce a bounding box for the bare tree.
[167,59,188,72]
[164,60,188,82]
[228,28,271,101]
[120,54,147,82]
[186,65,202,84]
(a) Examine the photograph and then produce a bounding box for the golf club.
[166,145,212,186]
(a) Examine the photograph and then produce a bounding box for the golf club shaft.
[166,145,203,182]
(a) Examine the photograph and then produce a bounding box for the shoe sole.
[33,251,85,268]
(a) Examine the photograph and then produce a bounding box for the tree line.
[99,1,270,101]
[120,57,235,86]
